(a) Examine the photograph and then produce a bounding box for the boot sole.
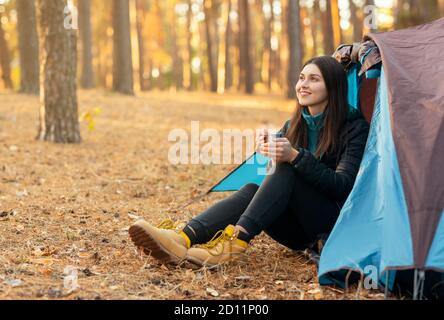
[186,253,243,268]
[186,255,209,267]
[129,225,183,265]
[186,256,222,269]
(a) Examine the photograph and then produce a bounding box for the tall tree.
[135,0,148,91]
[94,0,113,89]
[313,0,322,54]
[112,0,134,95]
[308,5,318,56]
[171,2,183,90]
[0,12,13,89]
[16,0,39,94]
[238,0,254,94]
[287,0,303,99]
[261,0,272,89]
[197,13,208,91]
[278,0,287,89]
[268,0,277,89]
[186,0,194,90]
[78,0,95,89]
[224,0,233,91]
[37,0,81,143]
[331,0,342,45]
[322,0,335,55]
[203,0,218,92]
[349,0,363,42]
[394,0,439,28]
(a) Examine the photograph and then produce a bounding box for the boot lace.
[157,219,176,230]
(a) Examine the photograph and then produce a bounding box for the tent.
[205,18,444,299]
[318,18,444,299]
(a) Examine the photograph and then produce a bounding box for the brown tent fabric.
[360,77,377,124]
[368,18,444,268]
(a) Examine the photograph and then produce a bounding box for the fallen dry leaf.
[78,252,91,259]
[307,287,324,300]
[206,288,219,297]
[30,258,58,266]
[128,213,141,220]
[38,267,53,276]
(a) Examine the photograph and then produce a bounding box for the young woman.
[129,56,370,267]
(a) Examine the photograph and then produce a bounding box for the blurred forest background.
[0,0,442,144]
[1,0,443,97]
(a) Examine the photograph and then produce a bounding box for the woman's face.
[295,63,328,108]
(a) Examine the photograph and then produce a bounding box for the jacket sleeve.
[291,119,370,200]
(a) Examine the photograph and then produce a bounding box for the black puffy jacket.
[280,111,370,204]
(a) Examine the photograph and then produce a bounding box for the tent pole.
[413,269,418,300]
[384,270,389,300]
[419,270,425,300]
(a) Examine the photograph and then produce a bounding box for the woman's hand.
[260,137,299,163]
[256,128,268,155]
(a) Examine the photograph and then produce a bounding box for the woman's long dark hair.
[286,56,349,158]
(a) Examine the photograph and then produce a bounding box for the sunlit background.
[0,0,442,95]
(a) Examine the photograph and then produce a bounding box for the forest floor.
[0,89,387,300]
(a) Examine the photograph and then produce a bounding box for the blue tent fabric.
[426,210,444,270]
[210,152,269,192]
[318,67,415,289]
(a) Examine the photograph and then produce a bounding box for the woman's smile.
[299,90,312,96]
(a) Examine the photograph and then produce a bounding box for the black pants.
[186,163,342,250]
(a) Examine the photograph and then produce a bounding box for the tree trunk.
[171,6,183,91]
[420,0,440,23]
[312,0,322,55]
[204,0,218,92]
[268,0,275,89]
[224,0,233,91]
[331,0,342,46]
[112,0,134,95]
[78,0,95,89]
[309,6,318,56]
[37,0,81,143]
[198,17,208,91]
[287,0,303,99]
[238,0,254,94]
[0,12,13,89]
[322,0,335,55]
[278,0,287,89]
[232,13,240,90]
[395,0,405,28]
[16,0,39,94]
[135,0,148,91]
[261,0,271,88]
[349,0,363,42]
[187,0,194,90]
